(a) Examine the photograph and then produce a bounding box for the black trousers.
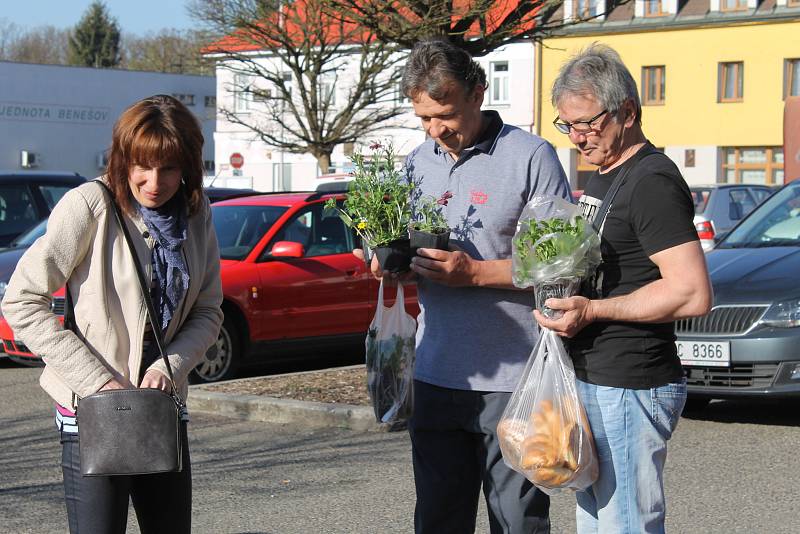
[408,380,550,534]
[60,423,191,534]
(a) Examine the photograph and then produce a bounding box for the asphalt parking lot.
[1,358,799,534]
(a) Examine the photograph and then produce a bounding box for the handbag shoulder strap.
[591,142,661,235]
[65,180,180,399]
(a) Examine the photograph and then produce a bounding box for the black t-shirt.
[571,143,698,389]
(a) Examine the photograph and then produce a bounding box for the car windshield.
[8,218,48,248]
[690,188,712,214]
[212,205,288,260]
[717,182,800,249]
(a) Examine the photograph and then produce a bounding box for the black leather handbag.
[72,181,184,476]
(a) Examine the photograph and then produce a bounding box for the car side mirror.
[729,202,743,220]
[270,241,304,258]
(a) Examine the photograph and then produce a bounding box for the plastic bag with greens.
[365,280,416,425]
[511,195,601,317]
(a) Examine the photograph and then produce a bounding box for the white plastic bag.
[365,280,416,424]
[497,329,598,495]
[512,196,601,318]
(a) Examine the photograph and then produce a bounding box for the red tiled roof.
[204,1,540,54]
[606,0,635,22]
[678,0,710,18]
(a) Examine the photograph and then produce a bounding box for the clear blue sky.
[2,0,197,35]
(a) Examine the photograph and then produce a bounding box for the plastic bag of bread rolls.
[497,328,598,494]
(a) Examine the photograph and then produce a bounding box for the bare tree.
[190,0,408,173]
[326,0,627,57]
[0,20,71,65]
[122,29,215,75]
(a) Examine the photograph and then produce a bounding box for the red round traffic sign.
[229,152,244,169]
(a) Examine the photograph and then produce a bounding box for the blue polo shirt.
[407,110,571,392]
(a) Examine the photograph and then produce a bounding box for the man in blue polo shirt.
[389,39,571,533]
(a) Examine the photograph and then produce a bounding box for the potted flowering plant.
[325,143,414,272]
[409,191,452,252]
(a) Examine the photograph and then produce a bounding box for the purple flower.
[369,142,383,150]
[436,191,453,206]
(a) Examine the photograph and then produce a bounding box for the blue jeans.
[574,378,687,534]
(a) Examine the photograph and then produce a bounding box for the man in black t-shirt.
[535,44,712,534]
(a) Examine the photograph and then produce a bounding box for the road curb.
[188,372,385,432]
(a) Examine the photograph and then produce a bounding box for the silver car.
[691,184,773,251]
[678,180,800,410]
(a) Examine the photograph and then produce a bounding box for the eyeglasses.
[552,109,609,135]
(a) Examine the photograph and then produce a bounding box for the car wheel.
[190,317,240,383]
[682,397,711,413]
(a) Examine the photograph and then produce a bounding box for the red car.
[1,188,418,383]
[198,188,418,382]
[1,287,64,366]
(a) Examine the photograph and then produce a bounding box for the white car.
[691,184,773,251]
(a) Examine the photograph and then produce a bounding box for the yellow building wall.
[538,20,800,150]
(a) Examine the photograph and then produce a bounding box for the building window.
[785,59,800,99]
[718,62,743,102]
[574,0,600,18]
[172,93,195,106]
[281,72,293,98]
[721,147,784,185]
[318,72,336,107]
[489,62,510,105]
[644,0,667,16]
[204,96,216,108]
[395,69,411,105]
[641,66,666,105]
[234,74,253,113]
[720,0,748,11]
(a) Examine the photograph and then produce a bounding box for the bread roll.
[531,465,574,487]
[500,394,596,488]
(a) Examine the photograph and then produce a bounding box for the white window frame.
[318,72,336,107]
[489,61,510,105]
[233,74,253,113]
[281,71,293,98]
[395,68,411,105]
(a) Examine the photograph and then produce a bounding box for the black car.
[0,171,86,246]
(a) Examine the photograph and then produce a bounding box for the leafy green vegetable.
[513,216,589,263]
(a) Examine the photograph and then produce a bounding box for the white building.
[211,42,536,192]
[0,61,216,180]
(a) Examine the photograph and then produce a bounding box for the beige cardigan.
[1,180,224,410]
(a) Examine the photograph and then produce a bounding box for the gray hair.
[551,43,641,124]
[401,39,487,101]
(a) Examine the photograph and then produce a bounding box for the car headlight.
[759,298,800,328]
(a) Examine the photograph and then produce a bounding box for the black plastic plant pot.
[409,228,450,253]
[374,238,412,273]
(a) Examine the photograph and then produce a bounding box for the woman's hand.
[140,369,172,393]
[99,376,133,391]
